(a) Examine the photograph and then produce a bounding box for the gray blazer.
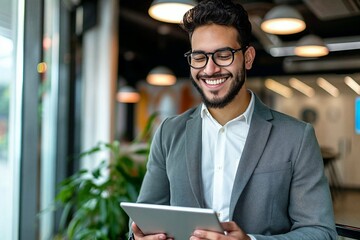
[137,95,337,239]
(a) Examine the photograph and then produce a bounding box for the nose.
[203,55,221,75]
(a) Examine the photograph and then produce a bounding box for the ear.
[244,46,256,70]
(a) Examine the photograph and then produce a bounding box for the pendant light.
[117,86,141,103]
[146,66,177,86]
[148,0,197,23]
[294,34,329,57]
[261,5,306,35]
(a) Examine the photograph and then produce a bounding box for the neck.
[208,88,251,126]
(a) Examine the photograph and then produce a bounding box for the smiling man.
[130,0,337,239]
[187,23,255,125]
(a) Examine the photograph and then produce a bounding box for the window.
[0,0,23,238]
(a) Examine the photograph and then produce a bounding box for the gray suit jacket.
[136,95,337,239]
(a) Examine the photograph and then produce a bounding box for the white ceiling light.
[146,66,177,86]
[294,34,329,57]
[344,76,360,95]
[148,0,197,24]
[316,77,340,97]
[261,5,306,35]
[265,78,293,98]
[289,77,315,97]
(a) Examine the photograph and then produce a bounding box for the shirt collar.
[200,90,255,125]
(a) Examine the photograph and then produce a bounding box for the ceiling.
[117,0,360,84]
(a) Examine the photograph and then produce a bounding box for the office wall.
[261,74,360,188]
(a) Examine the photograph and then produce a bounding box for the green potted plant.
[54,113,157,240]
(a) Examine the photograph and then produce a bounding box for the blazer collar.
[185,106,204,207]
[229,95,273,219]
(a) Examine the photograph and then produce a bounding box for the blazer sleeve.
[253,123,337,240]
[127,119,171,239]
[136,118,171,205]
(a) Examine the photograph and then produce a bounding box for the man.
[131,0,337,239]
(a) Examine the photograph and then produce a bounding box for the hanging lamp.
[261,5,306,35]
[146,66,177,86]
[148,0,197,23]
[116,86,141,103]
[294,34,329,57]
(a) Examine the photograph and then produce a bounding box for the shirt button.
[220,128,225,133]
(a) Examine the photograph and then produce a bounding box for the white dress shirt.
[201,91,256,239]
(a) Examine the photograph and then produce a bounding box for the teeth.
[204,78,226,85]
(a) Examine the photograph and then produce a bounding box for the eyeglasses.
[184,47,247,69]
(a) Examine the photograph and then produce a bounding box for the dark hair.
[181,0,252,48]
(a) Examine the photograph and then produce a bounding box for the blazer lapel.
[229,97,273,219]
[185,106,205,207]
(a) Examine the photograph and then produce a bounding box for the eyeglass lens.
[187,49,238,69]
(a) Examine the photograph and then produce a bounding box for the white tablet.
[120,202,224,239]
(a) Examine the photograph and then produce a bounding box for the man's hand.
[131,222,171,240]
[190,221,251,240]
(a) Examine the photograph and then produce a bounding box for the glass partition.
[0,0,24,238]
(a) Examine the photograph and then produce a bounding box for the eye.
[192,53,206,62]
[215,50,232,60]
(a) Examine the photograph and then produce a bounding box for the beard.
[191,63,246,109]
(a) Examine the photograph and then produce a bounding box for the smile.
[203,78,227,85]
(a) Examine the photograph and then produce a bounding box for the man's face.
[189,24,251,109]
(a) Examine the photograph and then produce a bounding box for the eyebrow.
[191,47,234,54]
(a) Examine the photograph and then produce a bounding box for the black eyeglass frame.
[184,46,248,69]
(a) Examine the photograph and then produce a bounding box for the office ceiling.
[117,0,360,84]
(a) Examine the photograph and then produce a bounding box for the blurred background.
[1,0,360,239]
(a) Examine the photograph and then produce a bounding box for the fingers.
[191,229,225,240]
[131,222,169,240]
[221,221,250,240]
[221,221,240,232]
[132,222,145,237]
[190,222,249,240]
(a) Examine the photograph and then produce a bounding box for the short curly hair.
[181,0,252,49]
